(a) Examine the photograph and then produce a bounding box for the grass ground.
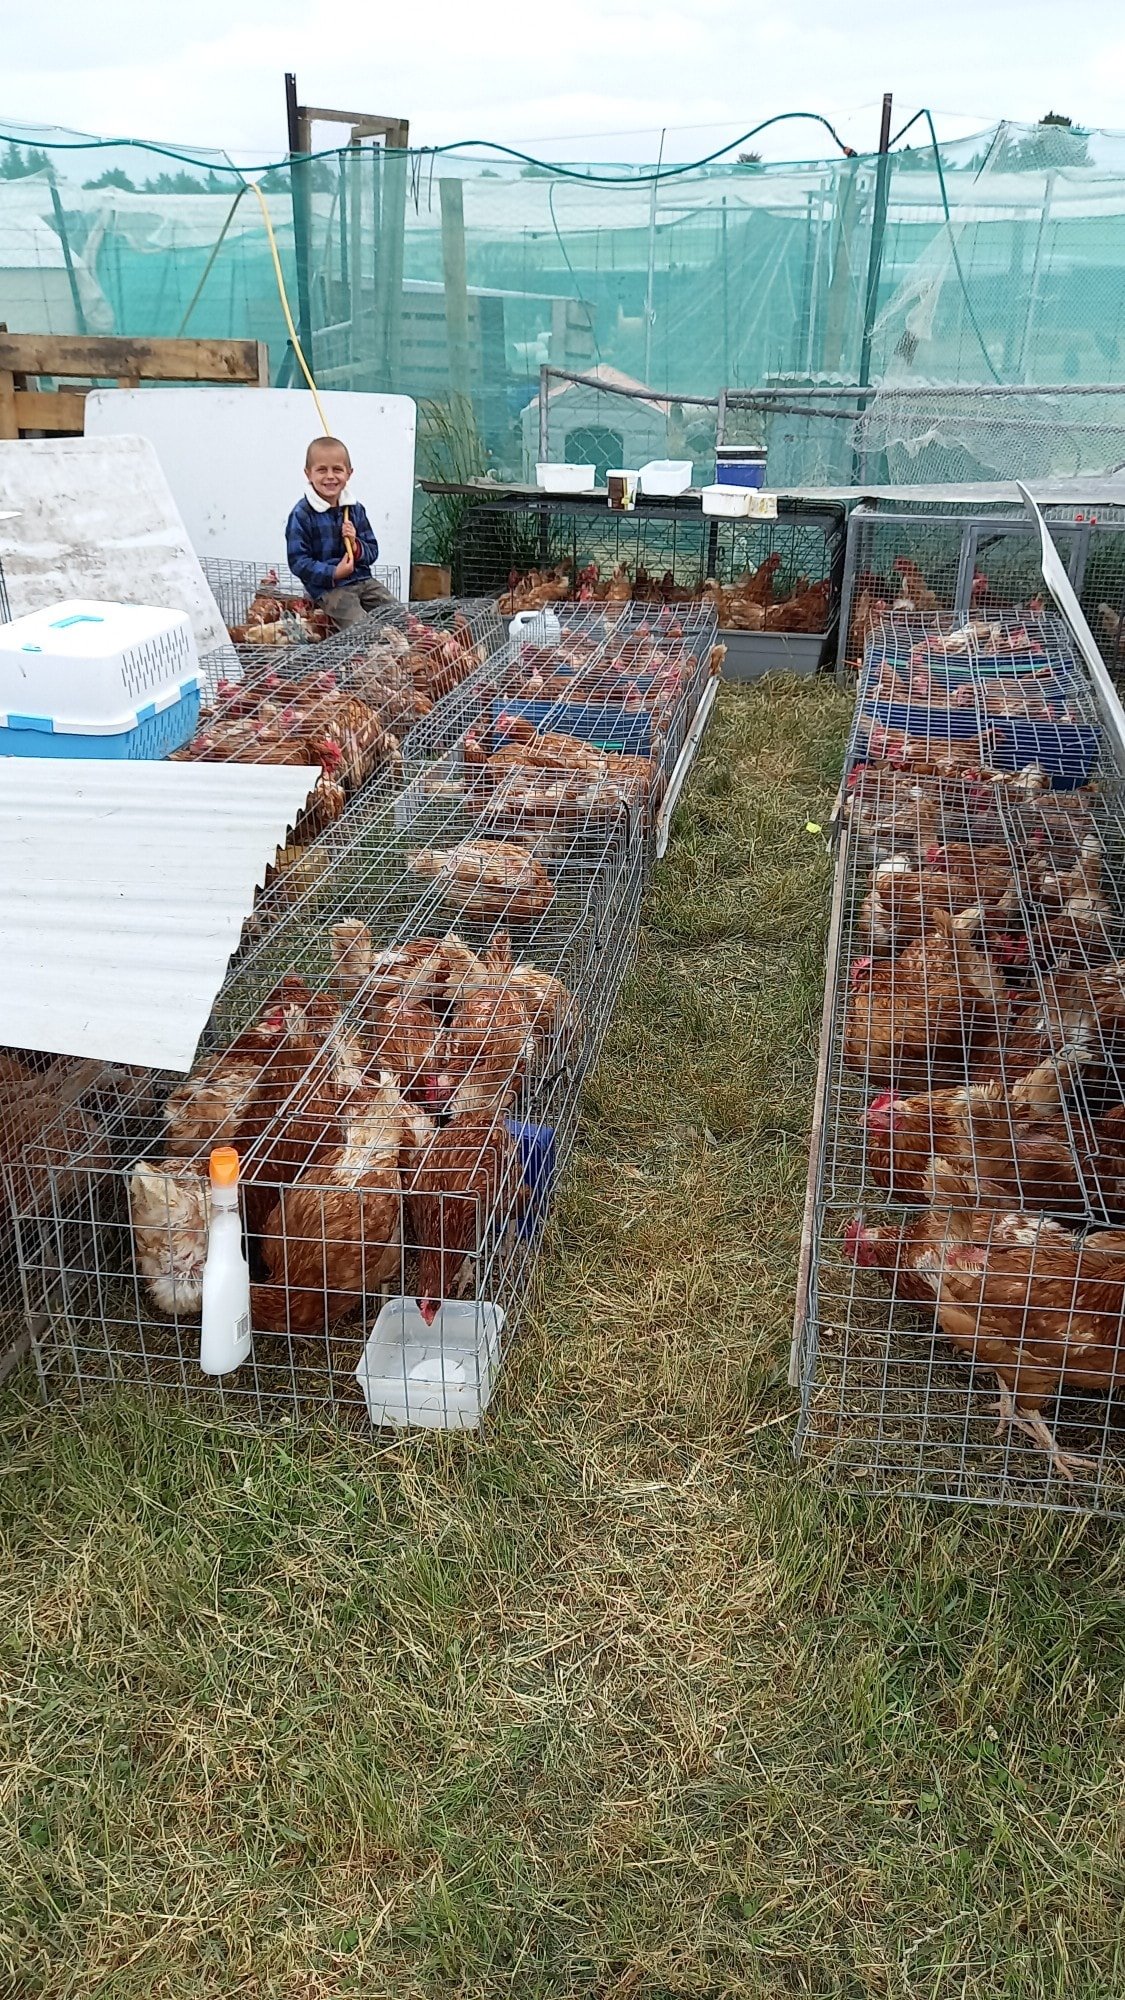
[2,679,1125,2000]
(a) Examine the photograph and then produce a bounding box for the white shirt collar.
[304,479,356,512]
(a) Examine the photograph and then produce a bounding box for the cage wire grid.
[11,769,645,1424]
[453,498,843,637]
[209,591,503,696]
[399,600,720,857]
[836,504,1125,683]
[200,556,404,634]
[797,596,1125,1514]
[173,601,513,928]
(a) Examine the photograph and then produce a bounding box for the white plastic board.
[86,387,417,600]
[0,758,318,1072]
[0,436,229,658]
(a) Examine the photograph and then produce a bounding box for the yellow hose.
[247,178,353,532]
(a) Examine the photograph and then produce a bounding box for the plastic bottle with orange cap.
[199,1145,253,1376]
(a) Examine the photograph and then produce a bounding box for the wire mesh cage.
[796,590,1125,1515]
[451,492,843,653]
[215,595,504,702]
[452,495,709,602]
[836,501,1125,681]
[399,600,721,861]
[201,556,404,641]
[0,1051,156,1374]
[172,602,511,929]
[10,774,644,1427]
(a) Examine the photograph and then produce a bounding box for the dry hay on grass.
[2,682,1125,2000]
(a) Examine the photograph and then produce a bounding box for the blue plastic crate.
[492,698,652,758]
[0,684,201,760]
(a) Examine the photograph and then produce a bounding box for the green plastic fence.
[3,116,1125,535]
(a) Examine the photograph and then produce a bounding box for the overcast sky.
[3,0,1123,166]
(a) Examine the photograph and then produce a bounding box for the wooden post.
[378,125,409,390]
[348,139,363,380]
[285,73,316,373]
[0,369,17,440]
[439,178,473,418]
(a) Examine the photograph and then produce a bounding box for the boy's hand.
[333,547,356,581]
[341,516,358,549]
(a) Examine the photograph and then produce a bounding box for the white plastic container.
[535,462,596,493]
[199,1147,253,1377]
[0,598,202,760]
[639,459,693,496]
[355,1296,506,1429]
[700,483,753,518]
[0,599,198,722]
[606,470,640,512]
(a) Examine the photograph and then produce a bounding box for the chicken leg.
[989,1377,1097,1483]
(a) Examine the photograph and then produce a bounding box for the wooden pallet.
[0,334,269,439]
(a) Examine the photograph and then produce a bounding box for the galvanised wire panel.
[797,600,1125,1515]
[12,779,644,1425]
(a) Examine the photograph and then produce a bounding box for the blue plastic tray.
[0,686,201,760]
[492,698,652,758]
[507,1118,557,1238]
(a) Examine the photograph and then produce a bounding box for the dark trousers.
[320,576,396,628]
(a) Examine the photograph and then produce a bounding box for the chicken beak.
[417,1297,440,1326]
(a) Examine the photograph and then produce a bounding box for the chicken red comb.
[849,955,874,989]
[843,1215,875,1265]
[923,844,949,868]
[865,1090,897,1126]
[992,933,1030,967]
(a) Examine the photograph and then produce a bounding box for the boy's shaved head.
[305,435,352,469]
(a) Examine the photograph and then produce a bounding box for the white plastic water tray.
[700,484,751,519]
[355,1297,506,1429]
[639,459,693,496]
[536,463,596,493]
[0,599,198,725]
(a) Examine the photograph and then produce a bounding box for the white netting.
[853,386,1125,486]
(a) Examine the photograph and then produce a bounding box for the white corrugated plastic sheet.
[0,758,319,1072]
[0,436,230,659]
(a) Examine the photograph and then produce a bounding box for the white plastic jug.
[508,608,562,662]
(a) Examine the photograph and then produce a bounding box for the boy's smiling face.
[307,445,351,503]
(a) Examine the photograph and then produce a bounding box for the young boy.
[285,436,393,628]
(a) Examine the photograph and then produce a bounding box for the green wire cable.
[0,110,859,187]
